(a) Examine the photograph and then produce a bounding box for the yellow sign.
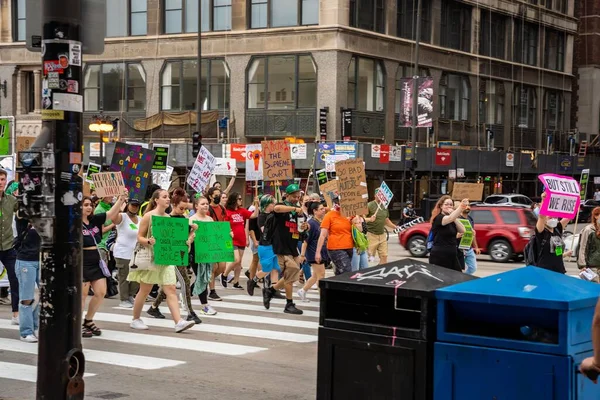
[41,110,64,120]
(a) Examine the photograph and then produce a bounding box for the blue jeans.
[464,248,477,275]
[351,249,369,271]
[15,259,39,337]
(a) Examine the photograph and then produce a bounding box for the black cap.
[129,198,141,206]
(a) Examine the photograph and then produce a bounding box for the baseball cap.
[285,183,301,194]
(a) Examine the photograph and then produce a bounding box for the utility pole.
[196,3,202,133]
[411,0,423,158]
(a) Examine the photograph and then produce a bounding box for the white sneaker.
[199,305,217,315]
[20,334,38,343]
[174,319,195,333]
[11,316,19,325]
[34,329,39,338]
[297,289,310,303]
[130,319,149,330]
[119,300,133,308]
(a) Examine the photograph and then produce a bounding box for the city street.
[0,233,582,400]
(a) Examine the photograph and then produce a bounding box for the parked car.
[398,205,537,263]
[578,200,600,223]
[483,194,533,208]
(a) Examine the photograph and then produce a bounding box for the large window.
[478,81,504,125]
[395,66,429,114]
[545,29,565,71]
[544,91,563,130]
[250,0,318,29]
[348,57,385,112]
[440,0,471,52]
[396,0,431,42]
[514,85,537,129]
[350,0,385,34]
[161,59,230,111]
[439,73,470,121]
[106,0,147,37]
[165,0,231,33]
[514,20,538,66]
[13,0,26,42]
[544,0,567,13]
[479,11,506,59]
[247,55,316,109]
[84,63,146,112]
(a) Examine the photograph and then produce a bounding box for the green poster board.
[193,221,234,263]
[0,119,10,156]
[458,218,474,250]
[152,216,189,266]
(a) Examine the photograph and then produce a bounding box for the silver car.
[483,194,533,208]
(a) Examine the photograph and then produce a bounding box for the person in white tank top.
[112,199,141,308]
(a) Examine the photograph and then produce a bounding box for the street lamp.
[88,114,114,165]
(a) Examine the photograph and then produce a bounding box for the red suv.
[398,205,537,263]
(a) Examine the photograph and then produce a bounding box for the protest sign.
[193,221,235,263]
[325,154,350,173]
[230,144,247,162]
[245,144,263,180]
[538,173,581,219]
[151,216,189,266]
[458,219,474,250]
[375,181,394,208]
[319,180,339,209]
[152,144,169,171]
[291,144,307,160]
[262,140,293,181]
[335,158,368,217]
[152,165,174,191]
[110,142,155,201]
[451,183,484,201]
[91,172,126,198]
[85,162,101,183]
[187,146,216,193]
[214,157,237,176]
[316,169,328,186]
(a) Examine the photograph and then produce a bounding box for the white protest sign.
[214,158,237,176]
[152,165,174,191]
[375,181,394,209]
[538,173,581,219]
[291,144,307,160]
[245,144,263,181]
[325,154,350,173]
[187,146,216,193]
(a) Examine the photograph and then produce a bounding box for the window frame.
[106,0,148,37]
[12,0,26,42]
[396,0,432,42]
[543,90,563,131]
[544,28,565,71]
[439,72,470,121]
[347,56,386,113]
[248,0,318,29]
[83,62,147,112]
[164,0,232,34]
[440,0,472,52]
[479,10,506,59]
[514,19,538,66]
[544,0,567,13]
[513,85,537,129]
[349,0,385,34]
[478,80,505,125]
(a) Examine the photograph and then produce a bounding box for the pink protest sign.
[538,173,581,219]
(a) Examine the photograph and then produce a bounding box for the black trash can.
[317,259,477,400]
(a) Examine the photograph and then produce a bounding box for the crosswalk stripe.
[92,312,317,343]
[0,337,185,370]
[113,307,318,330]
[218,295,321,309]
[0,361,95,383]
[191,299,320,318]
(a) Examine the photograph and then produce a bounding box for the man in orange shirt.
[315,196,354,275]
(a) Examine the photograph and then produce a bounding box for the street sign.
[319,108,327,140]
[341,109,352,141]
[580,169,590,200]
[435,149,452,166]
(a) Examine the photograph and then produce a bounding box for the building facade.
[0,0,588,205]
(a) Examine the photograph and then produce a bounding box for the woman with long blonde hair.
[428,195,468,271]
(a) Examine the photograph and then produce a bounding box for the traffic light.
[192,131,202,158]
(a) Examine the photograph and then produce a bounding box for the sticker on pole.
[538,173,581,219]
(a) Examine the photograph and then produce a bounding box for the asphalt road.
[0,233,586,399]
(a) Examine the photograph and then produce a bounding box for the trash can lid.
[436,266,600,310]
[321,259,477,297]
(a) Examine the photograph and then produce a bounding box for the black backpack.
[261,213,277,245]
[523,232,548,266]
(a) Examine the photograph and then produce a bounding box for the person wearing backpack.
[351,212,377,271]
[428,196,468,271]
[578,207,600,269]
[532,192,570,273]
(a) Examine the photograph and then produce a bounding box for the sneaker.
[284,302,304,315]
[208,291,222,301]
[11,316,19,325]
[262,287,274,310]
[20,334,38,343]
[232,282,244,290]
[128,296,136,304]
[34,329,39,338]
[175,319,195,333]
[199,305,217,315]
[297,289,310,303]
[130,319,149,330]
[273,290,286,300]
[247,279,256,296]
[227,272,235,283]
[186,312,202,324]
[119,300,133,308]
[244,270,251,279]
[220,274,228,288]
[146,306,166,319]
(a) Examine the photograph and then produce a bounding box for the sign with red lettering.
[380,144,390,164]
[261,140,293,181]
[435,150,452,166]
[187,146,216,193]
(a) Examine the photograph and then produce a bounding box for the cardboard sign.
[193,221,235,263]
[319,180,339,210]
[110,142,155,201]
[16,136,33,152]
[245,144,263,181]
[335,158,368,217]
[376,181,394,209]
[451,183,484,201]
[187,146,216,193]
[85,162,101,183]
[92,172,126,198]
[458,219,474,250]
[538,173,581,219]
[151,216,189,266]
[152,165,175,191]
[152,144,169,171]
[261,140,293,181]
[214,157,237,176]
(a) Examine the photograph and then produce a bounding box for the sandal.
[83,319,102,336]
[82,325,93,338]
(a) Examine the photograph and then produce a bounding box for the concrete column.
[385,0,397,37]
[147,0,160,36]
[231,0,247,31]
[0,0,12,43]
[224,55,252,142]
[468,74,479,131]
[16,70,23,115]
[384,60,398,143]
[33,70,41,113]
[320,0,350,26]
[431,0,442,46]
[471,5,480,54]
[503,81,513,150]
[141,59,163,117]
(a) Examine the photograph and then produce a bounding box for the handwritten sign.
[187,146,216,193]
[152,144,169,171]
[193,221,235,263]
[319,180,339,209]
[538,173,581,219]
[458,219,474,250]
[451,183,484,201]
[85,162,101,183]
[214,157,237,176]
[261,140,293,181]
[245,144,263,181]
[152,165,174,191]
[110,142,155,201]
[92,172,126,198]
[376,181,394,209]
[336,158,368,217]
[151,216,189,266]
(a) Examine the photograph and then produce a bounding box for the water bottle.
[520,325,557,344]
[297,215,306,232]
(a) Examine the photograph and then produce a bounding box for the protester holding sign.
[428,195,467,272]
[128,189,195,333]
[533,191,569,274]
[81,192,128,338]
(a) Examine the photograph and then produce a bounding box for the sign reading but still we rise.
[336,158,368,217]
[538,173,581,219]
[110,142,155,201]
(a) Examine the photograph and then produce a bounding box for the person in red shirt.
[221,192,258,289]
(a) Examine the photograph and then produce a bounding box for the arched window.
[84,63,146,112]
[161,59,230,111]
[348,56,385,112]
[478,80,505,125]
[246,55,316,109]
[543,90,563,130]
[439,73,469,121]
[513,85,536,129]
